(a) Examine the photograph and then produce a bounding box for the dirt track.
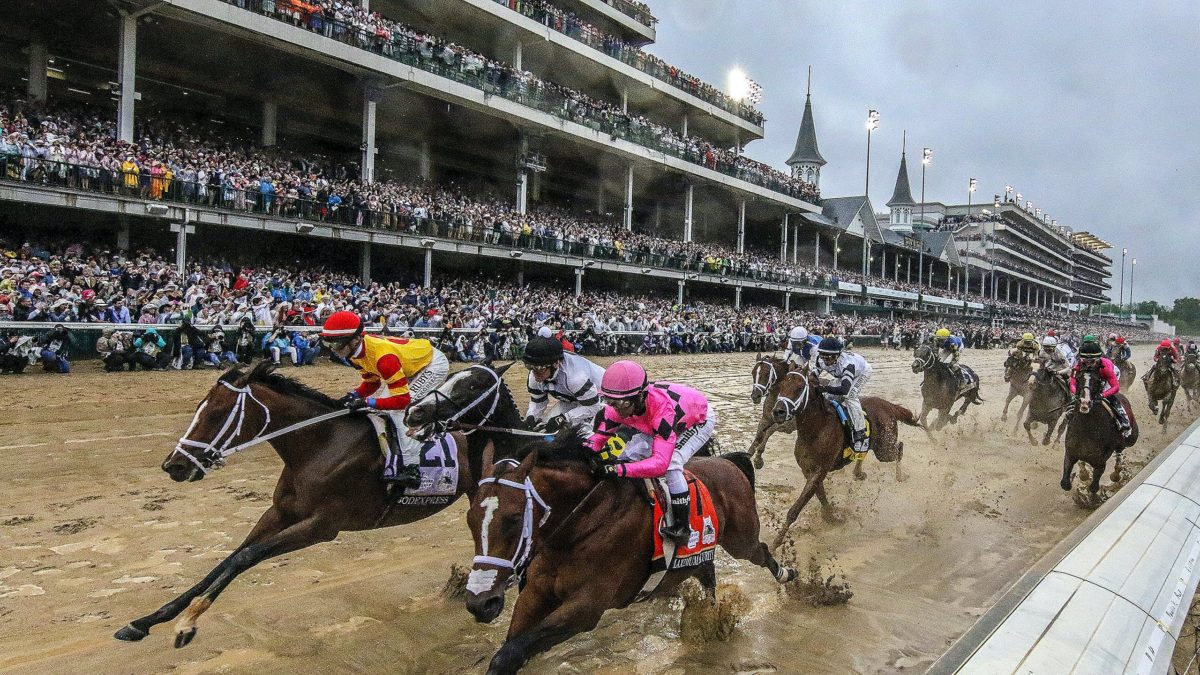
[0,347,1193,674]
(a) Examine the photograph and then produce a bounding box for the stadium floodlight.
[295,222,314,234]
[727,68,762,105]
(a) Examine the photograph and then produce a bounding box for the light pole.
[917,147,932,285]
[1129,258,1136,316]
[990,194,1000,302]
[965,177,976,295]
[862,110,879,294]
[1119,247,1127,309]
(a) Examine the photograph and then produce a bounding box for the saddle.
[634,472,719,602]
[830,399,870,469]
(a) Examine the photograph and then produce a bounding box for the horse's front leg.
[1060,449,1074,491]
[115,506,287,642]
[1002,391,1015,421]
[749,415,778,469]
[171,514,337,648]
[488,585,604,675]
[772,465,831,550]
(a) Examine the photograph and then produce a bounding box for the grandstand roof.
[1071,231,1113,251]
[920,231,961,264]
[887,152,916,207]
[821,196,868,234]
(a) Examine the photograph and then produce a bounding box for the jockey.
[1070,340,1132,438]
[320,310,451,486]
[813,337,872,457]
[588,360,716,544]
[785,326,822,368]
[1012,332,1040,356]
[522,336,606,433]
[1106,336,1132,363]
[1144,339,1182,388]
[1039,336,1075,393]
[1186,340,1199,362]
[934,328,965,381]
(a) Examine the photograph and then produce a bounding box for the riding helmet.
[1022,332,1035,341]
[600,360,649,399]
[817,336,844,356]
[935,328,951,339]
[321,310,364,340]
[523,336,564,366]
[1079,341,1104,358]
[789,326,808,341]
[1042,336,1058,347]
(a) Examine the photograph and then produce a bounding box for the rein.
[913,347,935,372]
[170,381,351,475]
[775,369,812,420]
[450,421,555,438]
[420,365,502,437]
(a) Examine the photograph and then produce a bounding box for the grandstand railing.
[207,0,813,202]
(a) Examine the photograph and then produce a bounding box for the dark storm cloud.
[646,0,1200,302]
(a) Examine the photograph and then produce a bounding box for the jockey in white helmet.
[785,326,822,368]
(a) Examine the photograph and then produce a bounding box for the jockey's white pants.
[379,349,450,463]
[621,409,719,494]
[831,371,870,437]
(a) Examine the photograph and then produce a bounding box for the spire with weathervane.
[887,131,916,230]
[785,67,826,188]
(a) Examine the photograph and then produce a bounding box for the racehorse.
[1143,359,1178,428]
[1181,356,1200,411]
[911,344,983,430]
[1023,364,1070,446]
[1114,355,1136,391]
[1001,351,1034,423]
[747,354,795,469]
[1061,369,1138,499]
[463,440,797,674]
[770,364,920,547]
[115,361,524,648]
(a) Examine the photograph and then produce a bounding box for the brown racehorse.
[115,361,525,648]
[1181,355,1200,411]
[748,354,795,468]
[1062,369,1139,498]
[1023,364,1070,446]
[1114,355,1136,391]
[770,364,920,548]
[1001,350,1034,424]
[1143,359,1178,429]
[463,439,797,675]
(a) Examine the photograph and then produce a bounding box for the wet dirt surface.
[0,347,1193,674]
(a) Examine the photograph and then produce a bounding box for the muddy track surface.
[1,348,1193,674]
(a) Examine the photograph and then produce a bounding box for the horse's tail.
[720,451,756,492]
[891,403,923,428]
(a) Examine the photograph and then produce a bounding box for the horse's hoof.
[853,470,867,481]
[778,566,798,583]
[822,507,847,525]
[1060,479,1072,491]
[174,627,197,649]
[753,456,764,470]
[114,624,149,642]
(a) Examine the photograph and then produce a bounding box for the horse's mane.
[515,429,594,466]
[219,361,341,408]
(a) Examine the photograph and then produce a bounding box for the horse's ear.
[517,448,538,476]
[480,357,494,368]
[481,440,496,477]
[494,361,514,377]
[755,352,761,360]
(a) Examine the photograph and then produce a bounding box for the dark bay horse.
[1181,355,1200,411]
[115,361,524,648]
[1023,365,1070,445]
[748,354,795,468]
[1143,359,1178,428]
[1114,355,1136,391]
[1001,350,1034,423]
[1062,369,1139,500]
[464,440,797,674]
[911,344,983,430]
[770,364,920,547]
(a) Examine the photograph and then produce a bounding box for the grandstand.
[0,0,1116,324]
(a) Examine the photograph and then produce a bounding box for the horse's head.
[161,370,271,482]
[1077,370,1099,414]
[750,354,782,405]
[465,445,546,624]
[912,344,935,374]
[772,363,815,423]
[1003,351,1031,383]
[406,362,514,438]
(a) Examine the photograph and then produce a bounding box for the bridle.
[751,357,779,399]
[774,369,812,420]
[417,365,502,438]
[168,380,350,476]
[470,459,552,592]
[912,345,935,372]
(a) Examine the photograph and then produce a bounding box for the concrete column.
[117,217,131,253]
[880,248,887,279]
[736,199,746,254]
[735,286,742,309]
[361,86,383,183]
[677,279,685,305]
[516,135,528,215]
[681,114,688,137]
[779,215,788,262]
[360,242,371,284]
[623,165,634,231]
[683,183,694,242]
[517,262,525,287]
[174,224,187,271]
[833,234,840,272]
[531,170,541,203]
[418,141,431,181]
[261,101,277,147]
[814,230,820,267]
[513,41,523,71]
[621,87,628,113]
[574,268,583,298]
[654,200,661,231]
[359,0,368,10]
[792,224,799,263]
[28,41,48,104]
[784,292,791,312]
[423,248,432,288]
[1006,278,1011,302]
[946,265,951,291]
[117,12,138,143]
[906,256,911,283]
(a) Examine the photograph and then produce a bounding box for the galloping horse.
[747,354,795,468]
[464,441,797,674]
[770,364,920,548]
[1114,355,1136,391]
[115,361,524,648]
[1061,369,1138,498]
[1143,359,1178,428]
[911,344,983,430]
[1001,350,1034,423]
[1023,364,1070,445]
[1181,356,1200,411]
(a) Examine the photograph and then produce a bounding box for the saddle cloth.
[831,399,870,467]
[634,471,719,602]
[367,411,459,498]
[958,365,978,389]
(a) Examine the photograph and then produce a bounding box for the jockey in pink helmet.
[587,360,716,544]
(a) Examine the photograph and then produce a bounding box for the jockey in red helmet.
[1145,338,1181,388]
[588,360,716,544]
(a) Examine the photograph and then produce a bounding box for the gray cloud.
[645,0,1200,302]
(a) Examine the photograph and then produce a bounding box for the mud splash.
[678,579,750,643]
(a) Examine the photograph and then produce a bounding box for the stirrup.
[383,465,421,488]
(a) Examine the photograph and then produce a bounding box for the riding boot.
[660,491,693,545]
[851,428,869,461]
[1109,397,1132,437]
[383,421,423,490]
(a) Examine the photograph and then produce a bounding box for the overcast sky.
[645,0,1199,304]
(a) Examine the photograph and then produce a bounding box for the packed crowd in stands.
[0,235,1167,375]
[212,0,805,199]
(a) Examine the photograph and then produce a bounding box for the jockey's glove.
[523,415,538,430]
[338,391,360,407]
[601,463,625,478]
[345,398,370,413]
